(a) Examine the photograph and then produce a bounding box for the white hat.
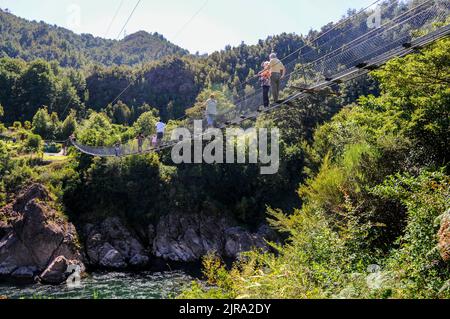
[269,52,277,59]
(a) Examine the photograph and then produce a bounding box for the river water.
[0,271,194,299]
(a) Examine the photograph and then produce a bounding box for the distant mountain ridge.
[0,8,189,67]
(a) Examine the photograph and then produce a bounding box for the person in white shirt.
[269,52,286,103]
[156,121,166,146]
[151,134,157,148]
[205,94,218,128]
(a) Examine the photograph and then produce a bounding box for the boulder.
[11,266,37,283]
[40,256,82,285]
[129,254,150,267]
[438,209,450,262]
[0,184,85,284]
[0,263,17,278]
[257,224,279,243]
[224,227,267,258]
[99,246,127,269]
[84,217,150,269]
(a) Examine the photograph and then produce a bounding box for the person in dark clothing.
[137,133,144,153]
[114,142,121,157]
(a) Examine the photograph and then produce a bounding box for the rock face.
[153,212,276,262]
[224,227,267,258]
[0,184,85,284]
[0,185,279,281]
[40,256,79,285]
[153,212,230,262]
[438,209,450,262]
[84,217,149,269]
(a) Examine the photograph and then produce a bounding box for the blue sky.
[0,0,376,53]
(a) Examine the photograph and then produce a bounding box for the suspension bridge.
[70,0,450,157]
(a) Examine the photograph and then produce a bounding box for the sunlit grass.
[42,154,68,162]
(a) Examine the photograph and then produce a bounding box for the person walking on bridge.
[156,121,166,147]
[137,132,144,153]
[114,142,121,157]
[259,61,271,110]
[151,134,158,148]
[269,52,286,103]
[205,94,218,128]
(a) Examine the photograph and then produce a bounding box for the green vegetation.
[0,1,448,300]
[0,139,36,206]
[180,38,450,299]
[0,9,188,67]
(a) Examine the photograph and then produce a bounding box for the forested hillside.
[0,8,188,67]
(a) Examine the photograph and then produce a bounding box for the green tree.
[61,111,77,139]
[24,121,32,130]
[25,133,43,153]
[180,37,450,300]
[106,101,132,125]
[32,107,52,139]
[0,58,26,123]
[371,38,450,164]
[133,111,158,136]
[54,77,83,115]
[13,121,22,130]
[18,60,57,121]
[50,112,61,138]
[76,112,116,146]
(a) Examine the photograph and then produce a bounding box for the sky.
[0,0,376,54]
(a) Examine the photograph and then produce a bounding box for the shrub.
[25,133,43,153]
[13,121,22,130]
[372,170,450,298]
[24,121,32,130]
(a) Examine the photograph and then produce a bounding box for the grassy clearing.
[42,154,68,162]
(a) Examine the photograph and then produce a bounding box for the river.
[0,271,194,299]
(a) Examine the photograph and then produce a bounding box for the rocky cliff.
[83,213,276,269]
[0,184,85,284]
[0,184,278,284]
[152,212,276,262]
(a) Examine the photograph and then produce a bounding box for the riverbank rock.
[84,217,150,269]
[0,184,85,284]
[153,212,230,262]
[39,256,80,285]
[438,209,450,262]
[153,212,276,262]
[11,266,38,284]
[224,227,267,258]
